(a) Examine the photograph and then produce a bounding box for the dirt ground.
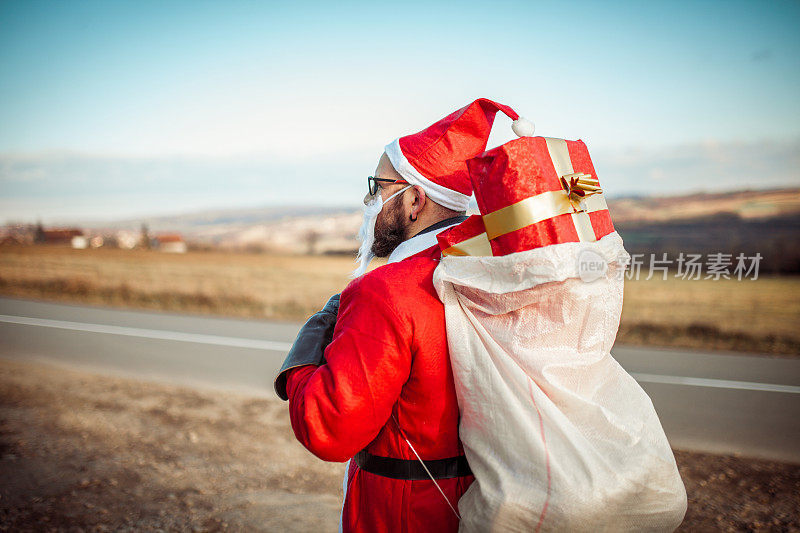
[0,359,798,532]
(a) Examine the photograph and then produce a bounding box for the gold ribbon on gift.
[442,138,608,257]
[483,138,607,242]
[441,231,492,256]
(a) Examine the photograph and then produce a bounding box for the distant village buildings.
[116,231,139,249]
[0,210,367,256]
[39,228,83,245]
[151,233,187,253]
[71,235,88,249]
[0,222,187,253]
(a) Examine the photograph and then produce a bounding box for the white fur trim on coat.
[387,219,463,264]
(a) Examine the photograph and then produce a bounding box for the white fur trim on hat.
[384,139,471,212]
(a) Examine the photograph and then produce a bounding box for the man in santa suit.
[274,98,534,532]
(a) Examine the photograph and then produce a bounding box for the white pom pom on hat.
[511,117,535,137]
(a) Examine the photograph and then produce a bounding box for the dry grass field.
[1,244,798,355]
[620,276,800,355]
[0,245,364,321]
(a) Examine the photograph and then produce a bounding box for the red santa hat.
[384,98,535,211]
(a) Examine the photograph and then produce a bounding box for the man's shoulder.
[367,245,439,281]
[343,246,440,302]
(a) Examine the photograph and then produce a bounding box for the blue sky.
[1,0,799,222]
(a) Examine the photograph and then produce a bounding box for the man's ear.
[411,185,427,218]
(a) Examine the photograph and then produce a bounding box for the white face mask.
[352,185,413,278]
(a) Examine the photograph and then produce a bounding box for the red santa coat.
[285,224,474,532]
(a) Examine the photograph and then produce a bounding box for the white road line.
[0,314,293,352]
[3,314,799,394]
[631,372,800,394]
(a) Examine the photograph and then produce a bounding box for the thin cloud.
[594,139,800,197]
[3,139,800,222]
[751,49,772,62]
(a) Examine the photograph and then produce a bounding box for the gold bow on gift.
[559,172,602,212]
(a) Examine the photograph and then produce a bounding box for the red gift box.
[464,136,615,257]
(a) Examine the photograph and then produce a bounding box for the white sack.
[432,231,687,532]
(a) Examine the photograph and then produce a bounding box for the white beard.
[351,185,412,279]
[351,194,383,278]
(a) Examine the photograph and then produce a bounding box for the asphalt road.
[1,296,798,464]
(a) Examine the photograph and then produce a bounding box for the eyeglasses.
[367,176,409,196]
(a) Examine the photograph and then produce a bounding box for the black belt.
[354,450,473,481]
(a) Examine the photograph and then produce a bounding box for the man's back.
[285,246,474,532]
[279,98,529,531]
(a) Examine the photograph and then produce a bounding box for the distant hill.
[61,205,363,254]
[609,187,800,223]
[610,187,800,274]
[110,205,357,231]
[616,212,800,274]
[33,187,800,268]
[62,186,800,230]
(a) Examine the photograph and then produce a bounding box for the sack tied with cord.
[432,135,688,532]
